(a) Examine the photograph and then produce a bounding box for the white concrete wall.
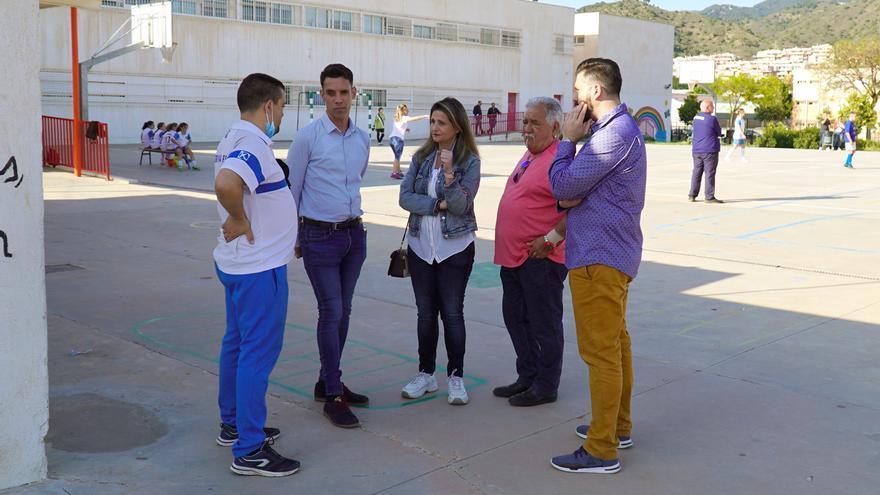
[40,0,574,143]
[573,13,674,141]
[0,0,49,490]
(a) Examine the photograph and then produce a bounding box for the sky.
[543,0,762,11]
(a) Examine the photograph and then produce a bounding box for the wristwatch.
[543,235,555,249]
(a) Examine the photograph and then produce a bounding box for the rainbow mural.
[633,106,667,142]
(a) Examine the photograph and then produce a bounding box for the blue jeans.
[389,136,404,161]
[216,265,288,457]
[500,258,567,395]
[300,222,367,396]
[407,242,475,377]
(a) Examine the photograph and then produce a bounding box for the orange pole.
[71,7,82,177]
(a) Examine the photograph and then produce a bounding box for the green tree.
[753,75,793,123]
[838,92,877,137]
[825,37,880,139]
[678,94,700,125]
[710,73,758,127]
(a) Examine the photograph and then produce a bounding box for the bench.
[139,147,168,166]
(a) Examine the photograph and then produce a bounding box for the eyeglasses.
[512,159,531,183]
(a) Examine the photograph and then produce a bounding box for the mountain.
[577,0,877,57]
[700,0,826,22]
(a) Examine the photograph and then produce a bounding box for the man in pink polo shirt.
[493,97,568,407]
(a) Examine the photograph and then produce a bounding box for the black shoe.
[688,196,696,202]
[216,422,281,447]
[508,388,557,407]
[492,382,530,398]
[230,439,300,477]
[705,198,725,204]
[314,380,370,406]
[323,396,360,428]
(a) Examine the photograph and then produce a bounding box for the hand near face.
[562,104,591,143]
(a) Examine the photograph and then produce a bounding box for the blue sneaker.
[574,425,633,449]
[550,447,621,474]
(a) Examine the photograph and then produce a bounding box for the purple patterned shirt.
[549,103,647,278]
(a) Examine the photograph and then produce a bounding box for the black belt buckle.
[303,216,360,231]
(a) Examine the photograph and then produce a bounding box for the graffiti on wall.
[1,155,21,259]
[633,107,668,142]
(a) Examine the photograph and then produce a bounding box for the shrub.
[754,123,795,148]
[793,127,820,149]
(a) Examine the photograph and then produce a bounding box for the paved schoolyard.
[7,142,879,495]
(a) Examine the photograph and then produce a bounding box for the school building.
[39,0,575,143]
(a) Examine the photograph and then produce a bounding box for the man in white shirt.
[213,73,300,478]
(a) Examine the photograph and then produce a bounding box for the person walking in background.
[548,57,646,476]
[388,104,428,180]
[213,73,299,478]
[820,113,832,150]
[689,100,724,204]
[398,97,480,406]
[288,64,371,429]
[493,97,568,407]
[487,103,501,141]
[375,107,386,144]
[725,108,747,163]
[844,111,857,169]
[473,100,483,136]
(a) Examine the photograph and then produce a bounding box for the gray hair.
[525,97,564,128]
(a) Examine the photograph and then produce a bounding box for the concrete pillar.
[0,0,49,490]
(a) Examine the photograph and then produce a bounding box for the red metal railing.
[468,112,524,140]
[42,115,111,180]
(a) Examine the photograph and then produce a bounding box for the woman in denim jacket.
[398,97,481,405]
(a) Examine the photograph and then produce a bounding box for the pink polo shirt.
[494,140,566,268]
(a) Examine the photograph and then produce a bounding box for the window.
[332,10,353,31]
[364,15,384,34]
[171,0,197,15]
[254,1,267,22]
[480,28,500,46]
[501,30,520,48]
[573,35,585,45]
[458,25,481,44]
[436,23,457,42]
[270,3,292,25]
[385,17,411,37]
[305,6,329,28]
[554,35,567,54]
[413,24,435,40]
[359,89,387,107]
[202,0,228,18]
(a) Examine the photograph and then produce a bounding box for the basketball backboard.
[131,1,172,49]
[678,59,715,85]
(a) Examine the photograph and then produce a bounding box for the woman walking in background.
[389,104,428,180]
[398,97,480,405]
[375,107,386,144]
[726,108,747,162]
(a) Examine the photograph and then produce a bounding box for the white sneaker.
[447,375,469,405]
[401,372,438,399]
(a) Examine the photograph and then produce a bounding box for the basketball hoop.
[160,42,177,63]
[687,81,698,93]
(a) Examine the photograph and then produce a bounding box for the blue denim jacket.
[399,148,480,239]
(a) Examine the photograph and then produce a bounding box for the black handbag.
[387,220,410,278]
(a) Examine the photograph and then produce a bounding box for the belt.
[301,216,362,230]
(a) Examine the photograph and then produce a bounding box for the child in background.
[141,121,156,149]
[174,122,199,170]
[161,123,181,168]
[151,122,166,150]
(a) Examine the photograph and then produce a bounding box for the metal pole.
[309,94,314,121]
[367,93,373,139]
[71,7,83,177]
[354,91,360,129]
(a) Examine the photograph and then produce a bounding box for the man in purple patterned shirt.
[548,58,646,475]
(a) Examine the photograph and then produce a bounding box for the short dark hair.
[237,73,285,112]
[320,64,354,88]
[178,122,188,130]
[576,58,622,97]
